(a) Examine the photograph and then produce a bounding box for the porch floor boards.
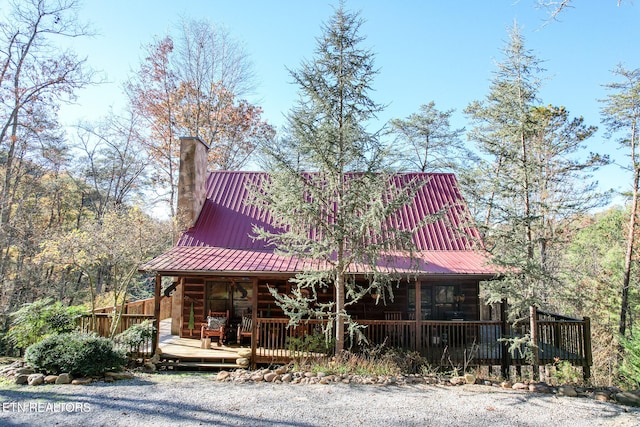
[158,319,247,368]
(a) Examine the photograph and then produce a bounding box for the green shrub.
[25,332,126,376]
[551,359,582,385]
[288,332,335,355]
[115,320,155,356]
[6,298,88,350]
[618,333,640,389]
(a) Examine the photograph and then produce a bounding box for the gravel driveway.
[1,373,639,426]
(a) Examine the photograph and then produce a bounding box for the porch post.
[251,278,258,370]
[153,274,161,355]
[500,298,509,379]
[415,280,421,352]
[583,316,592,382]
[530,305,539,380]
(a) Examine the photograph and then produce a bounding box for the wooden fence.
[93,296,172,319]
[78,313,155,359]
[80,296,173,359]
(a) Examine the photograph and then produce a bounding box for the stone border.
[0,360,136,386]
[3,359,639,407]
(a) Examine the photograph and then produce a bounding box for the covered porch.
[143,274,592,378]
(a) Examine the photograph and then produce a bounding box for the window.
[435,285,455,304]
[408,284,433,319]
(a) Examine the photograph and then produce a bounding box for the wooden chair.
[201,310,228,346]
[237,315,255,346]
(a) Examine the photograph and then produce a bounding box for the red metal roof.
[142,246,495,275]
[142,171,497,276]
[176,171,481,251]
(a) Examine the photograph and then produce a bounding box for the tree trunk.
[335,272,345,353]
[620,167,639,337]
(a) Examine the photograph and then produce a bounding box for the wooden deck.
[158,319,248,369]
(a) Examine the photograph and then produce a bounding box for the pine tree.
[600,65,640,337]
[390,101,468,173]
[465,24,604,320]
[251,4,421,353]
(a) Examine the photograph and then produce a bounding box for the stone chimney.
[177,136,209,231]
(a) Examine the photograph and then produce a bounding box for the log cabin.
[140,137,592,376]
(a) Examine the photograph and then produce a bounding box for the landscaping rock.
[593,391,610,402]
[105,371,135,381]
[557,386,578,397]
[501,381,513,389]
[449,376,465,386]
[264,372,278,383]
[529,383,552,394]
[512,382,528,391]
[143,362,157,372]
[281,373,293,383]
[217,371,230,381]
[237,349,252,359]
[15,367,35,375]
[27,374,44,385]
[464,374,476,385]
[71,377,92,385]
[275,366,288,375]
[236,357,250,368]
[615,390,640,407]
[55,373,72,384]
[44,375,58,384]
[14,374,29,385]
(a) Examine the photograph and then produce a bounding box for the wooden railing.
[78,313,156,359]
[254,317,592,373]
[255,318,330,362]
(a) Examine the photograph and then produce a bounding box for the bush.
[551,359,582,385]
[288,332,335,355]
[618,333,640,389]
[25,332,126,376]
[115,320,155,356]
[6,298,88,350]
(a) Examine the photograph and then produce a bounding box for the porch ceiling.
[140,245,498,277]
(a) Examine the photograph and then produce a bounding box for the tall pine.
[251,4,421,353]
[465,24,604,322]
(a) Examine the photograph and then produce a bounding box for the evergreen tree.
[390,101,468,173]
[465,24,604,321]
[600,65,640,337]
[251,4,422,353]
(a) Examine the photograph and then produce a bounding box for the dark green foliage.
[115,319,155,356]
[619,333,640,389]
[465,25,604,321]
[6,298,88,350]
[390,101,469,173]
[288,332,335,355]
[253,2,424,354]
[24,331,126,376]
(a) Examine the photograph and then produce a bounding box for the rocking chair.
[237,315,255,346]
[201,310,228,346]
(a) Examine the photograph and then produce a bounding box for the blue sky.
[54,0,639,203]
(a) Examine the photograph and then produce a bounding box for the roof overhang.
[140,246,500,279]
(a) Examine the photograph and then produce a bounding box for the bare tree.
[0,0,94,314]
[127,20,273,227]
[74,109,148,220]
[536,0,626,22]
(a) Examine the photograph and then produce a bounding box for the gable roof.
[141,171,497,277]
